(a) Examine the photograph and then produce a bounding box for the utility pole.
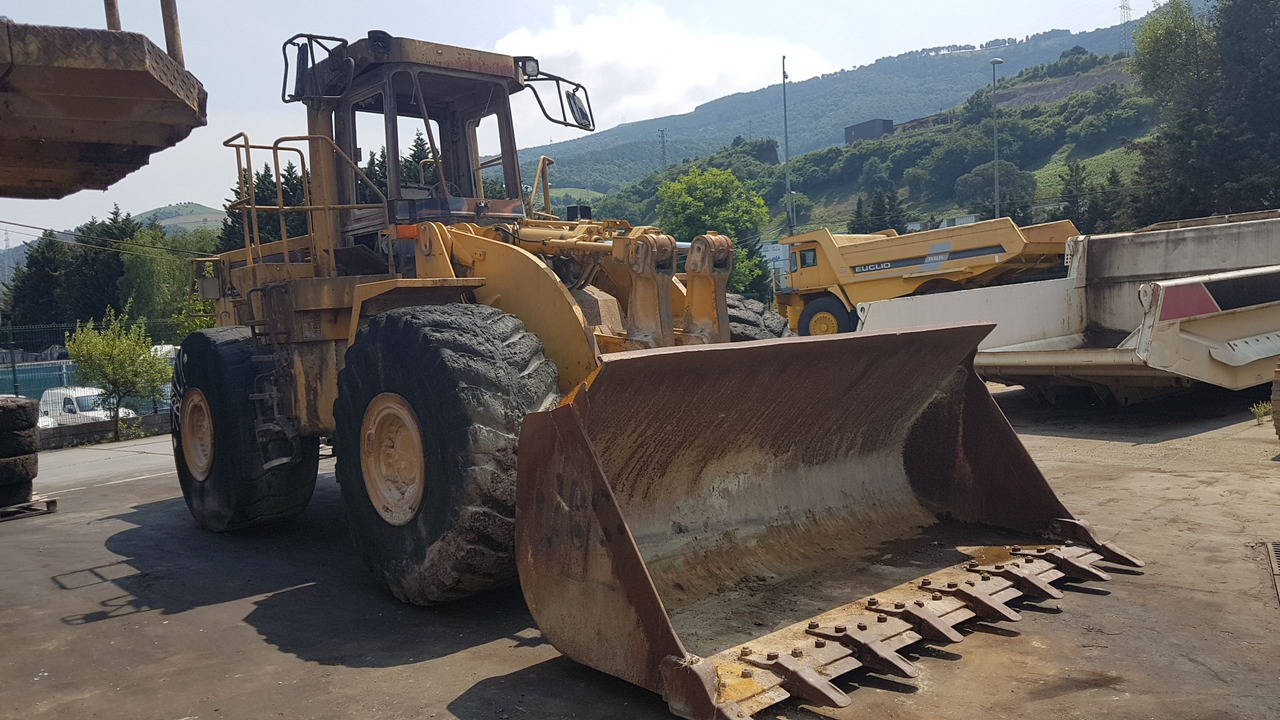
[990,57,1004,219]
[782,56,794,236]
[658,128,667,169]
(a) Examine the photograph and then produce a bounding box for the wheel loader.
[172,31,1142,720]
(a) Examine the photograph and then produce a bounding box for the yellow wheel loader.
[172,31,1141,720]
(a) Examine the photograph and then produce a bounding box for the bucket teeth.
[743,652,851,709]
[806,624,920,679]
[879,599,966,643]
[1053,518,1146,568]
[928,577,1022,622]
[976,562,1065,600]
[1018,547,1111,582]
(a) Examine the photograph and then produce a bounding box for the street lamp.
[990,57,1004,218]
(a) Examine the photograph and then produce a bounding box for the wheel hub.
[809,311,841,335]
[180,388,214,482]
[360,393,426,527]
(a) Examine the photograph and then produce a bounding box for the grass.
[550,187,604,201]
[1032,138,1145,200]
[1250,401,1273,426]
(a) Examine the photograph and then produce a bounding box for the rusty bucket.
[515,323,1140,719]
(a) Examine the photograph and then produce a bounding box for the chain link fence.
[0,321,181,430]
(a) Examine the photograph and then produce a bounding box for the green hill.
[136,202,223,234]
[594,52,1151,241]
[524,20,1156,193]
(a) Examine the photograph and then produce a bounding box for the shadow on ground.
[994,384,1269,444]
[56,476,541,668]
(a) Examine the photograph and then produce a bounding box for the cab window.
[789,252,798,273]
[799,249,818,268]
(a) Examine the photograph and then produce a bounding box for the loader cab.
[288,32,595,259]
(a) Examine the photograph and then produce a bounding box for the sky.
[0,0,1160,237]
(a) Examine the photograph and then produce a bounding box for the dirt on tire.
[0,397,38,433]
[334,304,559,605]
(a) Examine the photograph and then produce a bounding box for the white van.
[38,387,137,426]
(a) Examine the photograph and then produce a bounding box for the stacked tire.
[0,397,39,508]
[725,293,794,342]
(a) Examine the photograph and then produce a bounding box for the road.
[2,386,1279,720]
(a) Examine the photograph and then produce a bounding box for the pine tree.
[847,196,870,234]
[62,206,137,322]
[1058,161,1090,223]
[869,188,888,231]
[884,184,907,233]
[4,231,71,325]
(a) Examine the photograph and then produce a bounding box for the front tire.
[725,293,794,341]
[798,294,855,336]
[172,327,319,532]
[333,304,559,604]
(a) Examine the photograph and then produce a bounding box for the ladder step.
[248,392,275,401]
[250,354,276,363]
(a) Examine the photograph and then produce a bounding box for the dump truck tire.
[798,294,855,335]
[725,293,794,341]
[0,397,38,432]
[0,428,39,458]
[173,327,320,532]
[334,304,559,605]
[0,454,36,507]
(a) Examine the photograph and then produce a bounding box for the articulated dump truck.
[172,31,1140,719]
[775,218,1076,335]
[861,212,1280,404]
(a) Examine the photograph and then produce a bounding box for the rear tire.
[0,454,36,507]
[0,397,38,433]
[334,304,559,605]
[798,294,855,336]
[172,327,319,532]
[725,293,794,341]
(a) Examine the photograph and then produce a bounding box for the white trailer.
[858,213,1280,403]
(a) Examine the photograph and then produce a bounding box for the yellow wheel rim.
[808,311,841,335]
[180,388,214,482]
[360,393,425,527]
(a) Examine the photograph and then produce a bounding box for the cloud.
[493,3,835,147]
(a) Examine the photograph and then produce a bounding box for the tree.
[64,306,172,441]
[655,167,769,245]
[955,161,1038,219]
[869,188,888,230]
[728,247,766,295]
[847,196,876,234]
[1058,160,1090,224]
[883,185,907,233]
[62,206,138,322]
[119,227,218,320]
[4,232,70,325]
[788,192,814,224]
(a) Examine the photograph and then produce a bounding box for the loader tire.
[334,304,559,605]
[0,454,36,507]
[172,327,320,532]
[0,428,39,458]
[798,294,855,336]
[0,397,38,432]
[725,293,794,342]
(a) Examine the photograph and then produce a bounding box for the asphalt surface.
[2,386,1279,720]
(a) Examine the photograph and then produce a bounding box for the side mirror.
[566,91,592,129]
[292,42,310,100]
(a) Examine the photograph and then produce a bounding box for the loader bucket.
[515,323,1141,720]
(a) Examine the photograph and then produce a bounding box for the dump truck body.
[775,218,1076,335]
[859,214,1280,403]
[0,11,206,199]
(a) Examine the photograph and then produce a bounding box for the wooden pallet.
[0,495,58,522]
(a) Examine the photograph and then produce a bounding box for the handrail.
[528,156,557,220]
[473,156,504,200]
[222,132,387,268]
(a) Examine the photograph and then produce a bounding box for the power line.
[0,226,200,261]
[0,219,205,257]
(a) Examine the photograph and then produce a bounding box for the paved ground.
[2,386,1279,720]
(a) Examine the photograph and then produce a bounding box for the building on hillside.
[844,119,894,144]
